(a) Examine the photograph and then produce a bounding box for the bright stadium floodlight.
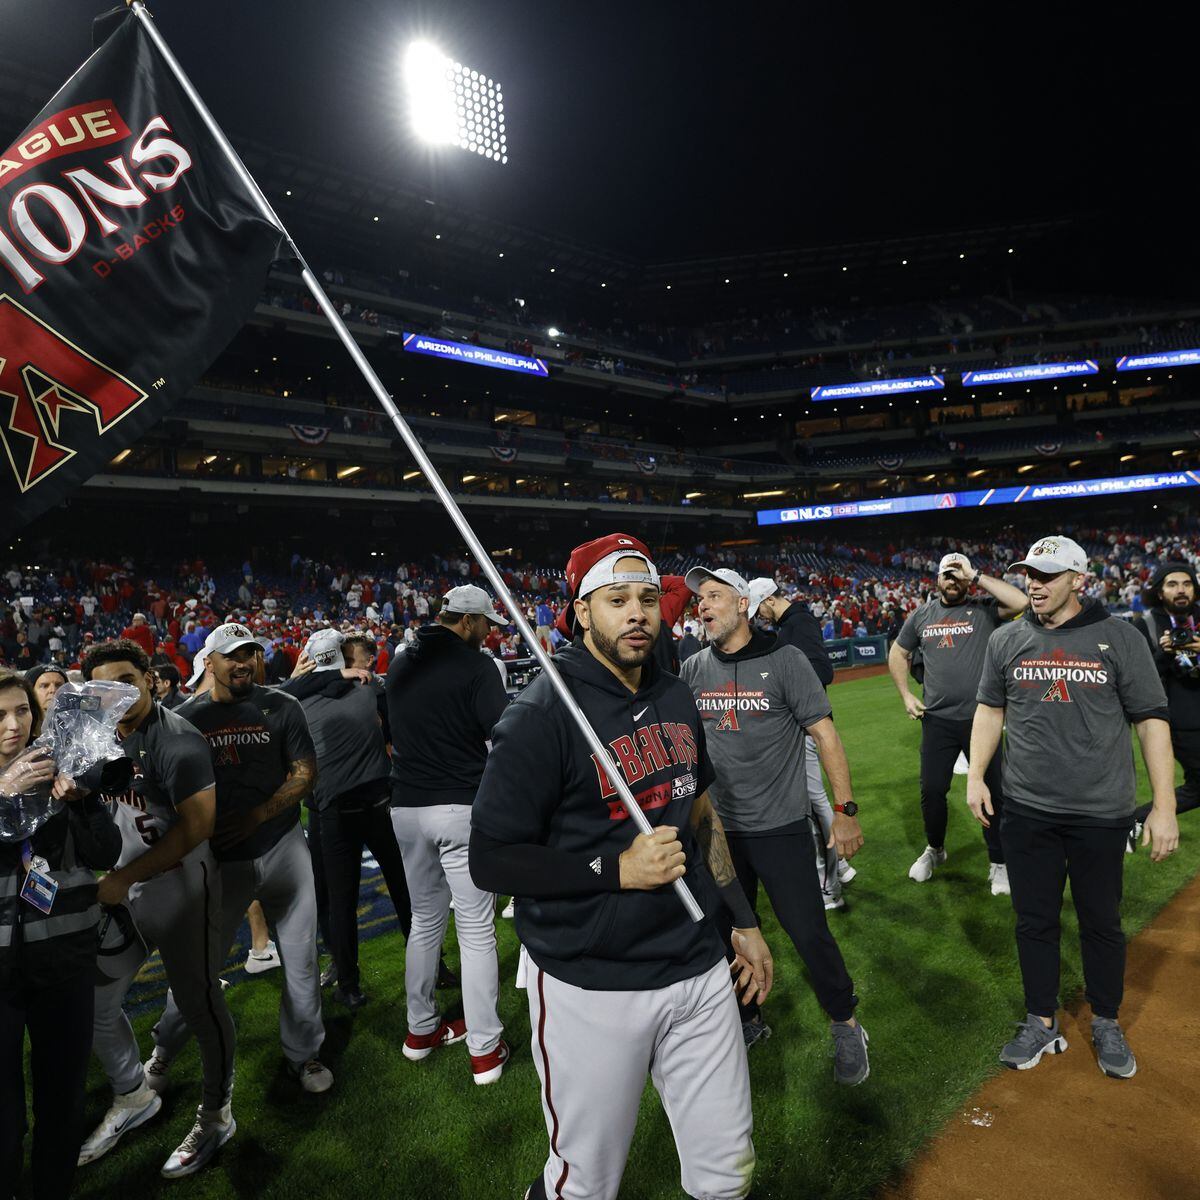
[404,41,509,163]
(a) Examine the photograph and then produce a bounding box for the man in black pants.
[888,552,1028,894]
[680,565,869,1084]
[283,629,412,1009]
[968,534,1179,1078]
[1132,561,1200,837]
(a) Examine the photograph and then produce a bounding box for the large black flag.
[0,9,284,535]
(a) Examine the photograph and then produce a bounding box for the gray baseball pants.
[806,733,841,899]
[528,958,754,1200]
[92,850,235,1110]
[390,804,502,1057]
[153,822,324,1067]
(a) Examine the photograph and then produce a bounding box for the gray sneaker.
[831,1020,869,1085]
[1091,1017,1137,1078]
[742,1016,772,1049]
[999,1014,1068,1070]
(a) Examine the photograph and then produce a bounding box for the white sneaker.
[291,1058,334,1094]
[837,860,857,885]
[1126,822,1142,855]
[823,890,846,911]
[501,899,515,919]
[989,863,1011,896]
[143,1050,171,1095]
[953,751,970,775]
[160,1104,236,1179]
[244,940,281,975]
[78,1082,162,1164]
[908,846,947,882]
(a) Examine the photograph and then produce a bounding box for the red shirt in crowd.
[120,623,155,657]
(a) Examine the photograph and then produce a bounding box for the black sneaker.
[831,1020,870,1085]
[333,985,368,1011]
[742,1016,772,1049]
[436,960,459,989]
[319,962,338,988]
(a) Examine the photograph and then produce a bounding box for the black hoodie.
[470,643,723,990]
[1136,560,1200,729]
[386,624,508,806]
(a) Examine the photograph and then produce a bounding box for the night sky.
[1,1,1192,294]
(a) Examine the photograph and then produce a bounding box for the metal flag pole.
[127,1,704,922]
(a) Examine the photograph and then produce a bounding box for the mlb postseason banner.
[402,332,549,378]
[810,375,943,402]
[1116,349,1200,372]
[757,469,1200,526]
[961,360,1098,386]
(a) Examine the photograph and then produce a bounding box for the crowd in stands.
[5,518,1197,688]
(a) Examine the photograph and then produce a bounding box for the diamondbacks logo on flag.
[0,10,284,534]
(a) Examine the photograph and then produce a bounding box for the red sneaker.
[470,1039,510,1086]
[403,1018,467,1062]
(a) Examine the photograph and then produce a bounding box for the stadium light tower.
[404,41,508,163]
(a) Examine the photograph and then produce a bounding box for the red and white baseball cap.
[564,533,660,632]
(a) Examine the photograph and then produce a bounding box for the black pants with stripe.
[0,968,94,1200]
[309,802,412,991]
[920,714,1005,862]
[1001,808,1128,1020]
[715,827,857,1024]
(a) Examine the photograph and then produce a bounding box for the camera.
[1170,626,1196,648]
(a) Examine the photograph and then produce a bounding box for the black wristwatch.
[834,801,858,817]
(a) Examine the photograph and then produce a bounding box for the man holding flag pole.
[1,0,771,1189]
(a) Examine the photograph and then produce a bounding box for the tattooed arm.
[211,756,317,851]
[691,789,774,1005]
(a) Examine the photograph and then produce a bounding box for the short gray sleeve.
[976,633,1007,708]
[896,608,923,652]
[780,646,833,729]
[1114,625,1169,719]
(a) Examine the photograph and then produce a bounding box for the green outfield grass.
[46,673,1199,1199]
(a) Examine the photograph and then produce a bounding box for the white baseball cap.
[202,622,261,658]
[937,552,972,576]
[443,585,507,626]
[685,566,751,598]
[1013,535,1088,575]
[747,577,780,619]
[303,628,346,671]
[186,646,209,689]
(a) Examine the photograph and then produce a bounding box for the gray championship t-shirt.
[976,610,1168,821]
[680,640,831,833]
[299,679,390,810]
[897,596,1003,721]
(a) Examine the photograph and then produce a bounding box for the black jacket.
[0,798,121,990]
[470,643,723,990]
[775,602,834,687]
[1136,565,1200,730]
[386,625,508,806]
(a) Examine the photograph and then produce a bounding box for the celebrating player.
[682,566,869,1082]
[76,639,236,1178]
[150,624,332,1093]
[889,552,1028,892]
[471,534,772,1200]
[968,535,1179,1077]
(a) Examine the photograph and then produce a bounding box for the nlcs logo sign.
[0,294,146,492]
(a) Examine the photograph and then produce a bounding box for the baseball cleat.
[908,846,947,882]
[501,898,515,919]
[470,1038,510,1085]
[403,1017,468,1061]
[319,961,338,988]
[290,1058,334,1093]
[999,1014,1068,1070]
[1091,1018,1137,1078]
[823,890,846,911]
[244,940,281,975]
[837,860,857,885]
[78,1082,162,1164]
[333,984,368,1011]
[1125,822,1142,855]
[988,863,1011,896]
[143,1050,171,1095]
[831,1021,870,1086]
[160,1104,236,1179]
[741,1016,772,1049]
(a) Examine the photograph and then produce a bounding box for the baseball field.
[60,671,1199,1199]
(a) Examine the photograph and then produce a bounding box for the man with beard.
[968,535,1178,1077]
[888,552,1028,893]
[388,587,509,1085]
[149,624,332,1094]
[1132,561,1200,838]
[470,534,772,1200]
